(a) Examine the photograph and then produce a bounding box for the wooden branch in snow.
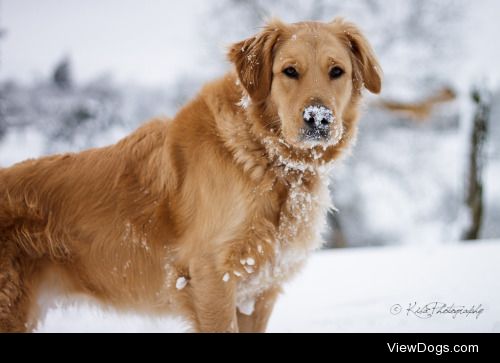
[377,87,456,121]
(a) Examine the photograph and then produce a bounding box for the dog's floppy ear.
[228,19,285,103]
[332,18,382,94]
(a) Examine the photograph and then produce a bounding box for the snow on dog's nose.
[301,105,343,145]
[303,105,334,129]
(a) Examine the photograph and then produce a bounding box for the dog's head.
[229,18,381,152]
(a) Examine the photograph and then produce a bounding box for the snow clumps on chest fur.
[236,142,332,315]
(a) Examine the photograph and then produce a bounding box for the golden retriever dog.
[0,18,381,332]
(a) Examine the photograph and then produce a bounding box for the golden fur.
[0,18,381,332]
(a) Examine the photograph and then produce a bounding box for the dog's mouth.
[300,126,330,143]
[294,121,344,149]
[266,109,344,154]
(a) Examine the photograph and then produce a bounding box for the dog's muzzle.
[302,105,335,141]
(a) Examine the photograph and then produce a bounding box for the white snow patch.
[268,240,500,332]
[222,272,231,282]
[32,240,500,332]
[175,277,188,290]
[237,299,255,316]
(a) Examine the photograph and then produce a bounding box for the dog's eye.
[283,67,299,79]
[329,66,344,80]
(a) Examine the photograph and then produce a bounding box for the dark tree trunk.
[462,88,491,240]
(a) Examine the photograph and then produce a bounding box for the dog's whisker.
[263,119,281,129]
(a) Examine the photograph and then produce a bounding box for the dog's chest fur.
[234,165,330,315]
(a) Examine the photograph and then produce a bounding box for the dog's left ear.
[228,20,285,103]
[332,18,382,94]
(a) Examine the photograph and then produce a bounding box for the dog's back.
[1,119,167,255]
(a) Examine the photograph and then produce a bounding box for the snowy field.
[36,240,500,333]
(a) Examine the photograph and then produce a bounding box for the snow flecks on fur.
[122,221,151,252]
[222,272,231,282]
[278,154,316,174]
[235,164,332,318]
[123,222,132,242]
[275,171,329,251]
[160,250,178,295]
[231,126,334,322]
[237,94,251,109]
[262,136,338,173]
[310,147,326,161]
[139,237,150,252]
[240,257,255,266]
[263,137,316,173]
[331,120,344,145]
[175,277,188,290]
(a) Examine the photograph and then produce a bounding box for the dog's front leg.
[237,286,281,333]
[188,256,238,333]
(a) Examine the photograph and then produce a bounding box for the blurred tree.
[52,57,73,90]
[463,88,491,240]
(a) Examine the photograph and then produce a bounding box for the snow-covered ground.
[36,240,500,333]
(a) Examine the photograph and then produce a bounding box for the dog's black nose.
[303,105,334,129]
[302,105,334,141]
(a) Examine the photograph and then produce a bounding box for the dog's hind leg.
[0,238,37,332]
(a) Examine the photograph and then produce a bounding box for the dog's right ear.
[228,20,285,104]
